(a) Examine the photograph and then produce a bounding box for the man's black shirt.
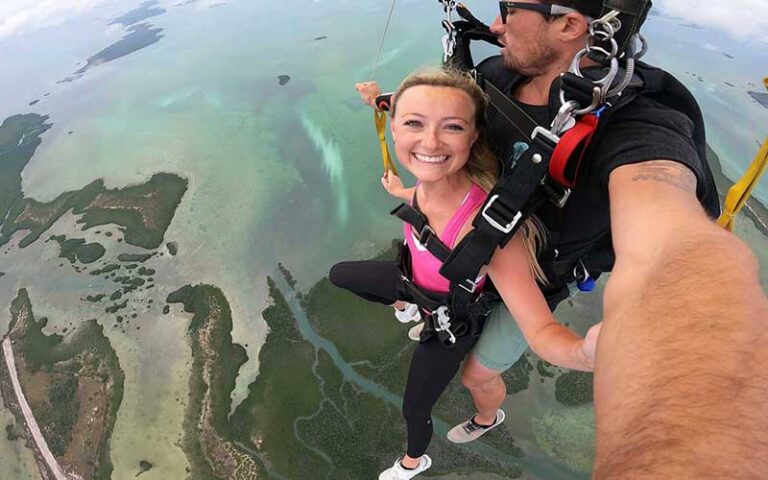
[477,56,720,280]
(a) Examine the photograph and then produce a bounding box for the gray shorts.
[471,302,529,372]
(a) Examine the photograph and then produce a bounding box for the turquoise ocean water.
[0,1,765,479]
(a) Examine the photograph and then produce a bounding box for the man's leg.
[460,355,505,426]
[448,303,528,442]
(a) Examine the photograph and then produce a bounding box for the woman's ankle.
[401,454,421,469]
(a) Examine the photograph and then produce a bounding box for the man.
[442,1,768,477]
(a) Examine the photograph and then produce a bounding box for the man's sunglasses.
[498,2,579,22]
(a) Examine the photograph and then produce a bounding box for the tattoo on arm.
[630,161,697,194]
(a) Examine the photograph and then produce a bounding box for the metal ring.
[589,19,617,39]
[551,100,578,135]
[586,36,619,59]
[569,48,589,77]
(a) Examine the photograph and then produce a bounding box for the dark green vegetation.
[110,0,166,27]
[136,459,154,477]
[537,360,556,378]
[42,377,79,456]
[105,300,128,314]
[555,372,594,406]
[48,235,106,264]
[5,422,21,441]
[166,241,178,256]
[0,169,187,250]
[166,285,262,479]
[2,289,124,480]
[277,262,296,289]
[117,252,155,263]
[73,24,164,76]
[0,114,51,230]
[90,264,121,276]
[137,266,155,276]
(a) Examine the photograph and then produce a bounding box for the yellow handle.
[374,110,398,176]
[717,138,768,231]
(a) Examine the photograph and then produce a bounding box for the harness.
[390,193,500,347]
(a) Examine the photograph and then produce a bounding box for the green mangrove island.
[0,289,124,480]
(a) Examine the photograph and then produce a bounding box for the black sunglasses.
[498,2,579,23]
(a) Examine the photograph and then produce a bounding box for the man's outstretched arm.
[594,160,768,479]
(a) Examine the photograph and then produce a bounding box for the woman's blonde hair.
[392,67,550,284]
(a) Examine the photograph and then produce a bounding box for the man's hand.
[355,81,382,108]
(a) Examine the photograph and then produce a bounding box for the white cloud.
[655,0,768,43]
[0,0,112,38]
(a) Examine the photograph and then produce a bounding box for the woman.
[330,68,598,480]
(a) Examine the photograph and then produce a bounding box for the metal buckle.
[418,224,436,245]
[458,278,478,294]
[540,179,572,208]
[531,126,560,147]
[481,195,522,234]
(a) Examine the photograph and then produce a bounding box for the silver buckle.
[459,278,478,294]
[555,188,571,208]
[417,224,436,245]
[481,195,522,234]
[540,178,572,208]
[531,126,561,146]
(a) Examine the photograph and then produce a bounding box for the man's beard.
[501,41,558,77]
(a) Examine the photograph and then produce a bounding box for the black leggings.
[330,260,478,458]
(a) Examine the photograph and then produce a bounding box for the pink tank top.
[404,183,488,293]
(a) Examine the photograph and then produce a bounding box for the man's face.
[490,1,559,76]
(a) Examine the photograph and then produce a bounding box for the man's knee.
[461,361,503,392]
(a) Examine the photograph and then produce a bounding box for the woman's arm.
[487,234,597,371]
[381,172,415,202]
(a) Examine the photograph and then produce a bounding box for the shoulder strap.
[390,192,452,262]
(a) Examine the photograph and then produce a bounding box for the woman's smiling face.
[390,85,478,185]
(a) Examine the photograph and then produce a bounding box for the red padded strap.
[549,114,599,187]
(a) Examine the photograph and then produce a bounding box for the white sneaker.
[407,322,424,342]
[378,455,432,480]
[446,409,506,444]
[395,303,421,323]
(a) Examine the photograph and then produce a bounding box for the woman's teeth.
[413,153,448,164]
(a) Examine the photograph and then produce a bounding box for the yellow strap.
[717,138,768,230]
[374,110,398,176]
[717,77,768,230]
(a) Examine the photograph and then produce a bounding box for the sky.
[655,0,768,44]
[0,0,222,39]
[1,0,768,43]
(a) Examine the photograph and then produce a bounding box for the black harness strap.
[390,202,452,262]
[591,0,653,63]
[481,77,541,142]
